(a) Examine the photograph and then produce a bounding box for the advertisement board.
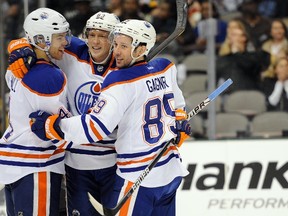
[176,139,288,216]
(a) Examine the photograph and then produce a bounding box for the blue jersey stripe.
[81,115,94,143]
[66,148,116,155]
[117,141,167,159]
[0,155,65,167]
[0,143,57,151]
[90,115,111,136]
[119,153,179,173]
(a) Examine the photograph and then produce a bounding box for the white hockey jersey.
[0,61,69,184]
[53,36,117,170]
[60,58,189,187]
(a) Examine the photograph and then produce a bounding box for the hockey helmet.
[23,8,71,50]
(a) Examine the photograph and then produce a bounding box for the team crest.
[40,12,49,20]
[144,21,151,28]
[96,13,105,20]
[74,81,102,114]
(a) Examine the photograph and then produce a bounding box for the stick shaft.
[187,78,233,120]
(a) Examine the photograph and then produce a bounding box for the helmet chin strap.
[128,46,145,66]
[45,47,54,61]
[33,43,54,61]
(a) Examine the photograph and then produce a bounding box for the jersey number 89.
[142,93,175,144]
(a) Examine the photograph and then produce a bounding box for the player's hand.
[174,120,191,147]
[7,38,36,78]
[29,111,64,141]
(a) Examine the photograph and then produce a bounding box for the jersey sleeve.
[60,82,132,144]
[21,63,70,116]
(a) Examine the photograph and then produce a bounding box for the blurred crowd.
[1,0,288,137]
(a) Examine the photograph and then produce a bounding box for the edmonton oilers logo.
[74,81,101,114]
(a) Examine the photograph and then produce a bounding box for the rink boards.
[176,139,288,216]
[0,139,287,216]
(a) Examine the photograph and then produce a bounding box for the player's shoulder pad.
[22,61,66,95]
[65,36,89,61]
[102,58,174,90]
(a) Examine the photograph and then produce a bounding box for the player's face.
[87,29,111,62]
[49,32,69,60]
[113,34,134,68]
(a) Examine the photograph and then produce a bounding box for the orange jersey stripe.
[0,149,64,159]
[117,145,177,166]
[89,120,103,140]
[119,181,134,216]
[38,172,48,216]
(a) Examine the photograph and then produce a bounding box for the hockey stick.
[146,0,188,61]
[88,78,233,216]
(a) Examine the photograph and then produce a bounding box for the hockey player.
[0,8,71,215]
[7,12,120,215]
[29,19,191,216]
[55,12,120,216]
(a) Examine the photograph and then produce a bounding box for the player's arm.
[29,84,128,143]
[7,38,37,78]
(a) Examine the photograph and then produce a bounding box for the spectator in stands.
[258,0,277,18]
[3,0,22,44]
[193,0,227,53]
[151,0,179,55]
[216,24,270,93]
[118,0,144,21]
[261,57,288,111]
[107,0,122,17]
[218,18,255,56]
[187,0,202,28]
[261,19,288,79]
[65,0,96,37]
[237,0,271,51]
[221,0,243,13]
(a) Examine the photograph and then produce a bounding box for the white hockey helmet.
[85,11,120,33]
[23,8,70,50]
[113,19,156,56]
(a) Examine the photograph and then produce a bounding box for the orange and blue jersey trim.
[101,58,173,91]
[81,114,111,143]
[0,156,64,167]
[22,61,66,96]
[117,141,180,173]
[0,142,65,167]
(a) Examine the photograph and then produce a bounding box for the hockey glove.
[175,109,187,121]
[7,38,36,78]
[173,109,191,147]
[174,120,191,147]
[29,111,64,141]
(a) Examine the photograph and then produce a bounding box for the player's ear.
[135,44,147,57]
